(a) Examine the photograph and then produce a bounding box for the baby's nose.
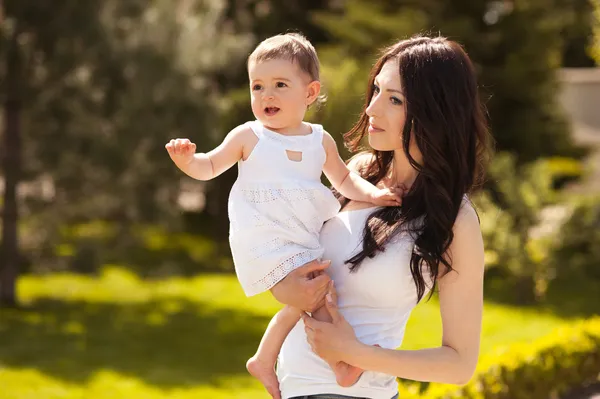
[262,89,275,100]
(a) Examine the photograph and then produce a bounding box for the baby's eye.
[276,82,288,88]
[391,97,403,105]
[252,84,262,91]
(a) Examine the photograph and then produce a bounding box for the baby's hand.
[370,185,404,207]
[165,138,196,165]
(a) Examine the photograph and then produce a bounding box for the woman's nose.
[366,94,379,117]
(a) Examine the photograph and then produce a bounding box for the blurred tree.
[0,0,253,294]
[312,0,585,162]
[19,1,251,225]
[199,0,335,240]
[560,0,596,67]
[0,0,23,306]
[216,0,333,91]
[592,0,600,63]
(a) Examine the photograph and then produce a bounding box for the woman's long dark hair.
[340,35,492,303]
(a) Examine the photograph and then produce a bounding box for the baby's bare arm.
[166,124,257,181]
[321,132,401,206]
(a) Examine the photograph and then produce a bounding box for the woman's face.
[366,59,422,163]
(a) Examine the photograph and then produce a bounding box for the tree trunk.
[0,21,22,308]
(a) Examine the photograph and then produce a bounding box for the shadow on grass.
[0,298,270,387]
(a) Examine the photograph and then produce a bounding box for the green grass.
[0,266,588,399]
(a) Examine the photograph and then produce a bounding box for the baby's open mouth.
[264,107,280,116]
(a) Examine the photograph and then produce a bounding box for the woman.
[269,34,491,399]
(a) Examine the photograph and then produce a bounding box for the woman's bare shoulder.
[346,151,375,172]
[454,196,480,232]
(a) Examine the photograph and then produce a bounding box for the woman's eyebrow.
[374,78,404,95]
[387,88,404,95]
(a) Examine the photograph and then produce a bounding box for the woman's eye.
[373,84,380,93]
[276,82,287,88]
[391,97,403,105]
[252,84,262,91]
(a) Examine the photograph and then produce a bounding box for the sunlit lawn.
[0,266,590,399]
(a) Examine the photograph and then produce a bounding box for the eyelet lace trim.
[249,250,316,294]
[241,187,318,203]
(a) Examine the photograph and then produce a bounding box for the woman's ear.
[306,80,321,106]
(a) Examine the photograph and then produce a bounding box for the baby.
[166,33,402,398]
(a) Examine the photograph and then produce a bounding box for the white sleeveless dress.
[228,120,341,297]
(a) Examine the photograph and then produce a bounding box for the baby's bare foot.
[333,344,380,387]
[334,361,364,387]
[247,356,281,399]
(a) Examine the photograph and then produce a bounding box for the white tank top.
[277,206,432,399]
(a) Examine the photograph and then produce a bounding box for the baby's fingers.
[175,139,188,153]
[382,191,402,206]
[179,140,196,155]
[187,142,197,154]
[391,186,405,204]
[165,139,176,154]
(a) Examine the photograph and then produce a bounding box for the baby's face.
[248,58,318,132]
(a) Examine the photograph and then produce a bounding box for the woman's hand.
[270,259,331,312]
[301,281,361,364]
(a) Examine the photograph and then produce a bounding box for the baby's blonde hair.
[248,33,320,82]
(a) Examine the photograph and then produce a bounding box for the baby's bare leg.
[247,305,302,399]
[312,303,365,387]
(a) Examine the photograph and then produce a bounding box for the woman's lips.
[368,123,384,133]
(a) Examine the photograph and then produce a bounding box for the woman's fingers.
[307,272,331,311]
[325,289,342,324]
[297,259,331,277]
[300,312,313,329]
[328,280,338,304]
[301,313,325,336]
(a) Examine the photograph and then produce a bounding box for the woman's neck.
[390,150,419,190]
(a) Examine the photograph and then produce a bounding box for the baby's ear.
[306,80,321,105]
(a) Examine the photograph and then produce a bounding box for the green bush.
[31,221,232,276]
[400,317,600,399]
[544,156,585,189]
[549,196,600,281]
[473,153,558,302]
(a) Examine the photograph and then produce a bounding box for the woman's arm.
[302,203,484,385]
[321,132,401,206]
[166,124,257,181]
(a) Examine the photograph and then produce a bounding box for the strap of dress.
[246,120,263,139]
[310,123,325,148]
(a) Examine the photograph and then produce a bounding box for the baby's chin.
[255,116,289,132]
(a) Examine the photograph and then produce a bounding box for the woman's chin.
[367,137,389,152]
